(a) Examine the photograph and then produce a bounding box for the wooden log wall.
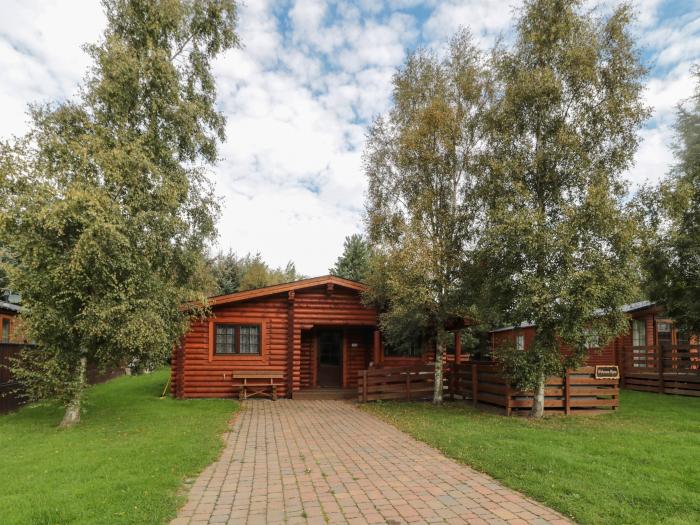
[172,294,289,398]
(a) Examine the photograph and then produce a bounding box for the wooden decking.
[623,372,700,397]
[622,344,700,397]
[292,388,356,400]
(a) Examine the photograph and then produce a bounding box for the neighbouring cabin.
[490,301,700,397]
[173,276,382,399]
[0,299,22,344]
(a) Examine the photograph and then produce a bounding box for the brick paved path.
[171,400,571,525]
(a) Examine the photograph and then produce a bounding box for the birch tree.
[364,29,489,404]
[478,0,648,417]
[0,0,238,426]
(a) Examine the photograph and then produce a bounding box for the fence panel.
[623,344,700,397]
[360,361,619,415]
[358,364,447,402]
[0,343,31,413]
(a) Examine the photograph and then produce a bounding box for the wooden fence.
[451,362,619,415]
[0,343,123,414]
[358,361,619,415]
[0,343,31,413]
[623,344,700,397]
[357,364,447,402]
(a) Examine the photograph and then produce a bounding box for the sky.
[1,1,699,276]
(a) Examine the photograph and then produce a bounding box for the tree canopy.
[209,251,305,295]
[643,68,700,332]
[0,0,238,425]
[476,0,649,416]
[329,234,371,282]
[364,29,490,404]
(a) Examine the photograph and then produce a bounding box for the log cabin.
[489,301,700,395]
[171,275,461,400]
[489,301,665,366]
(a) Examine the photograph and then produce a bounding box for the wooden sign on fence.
[595,365,620,380]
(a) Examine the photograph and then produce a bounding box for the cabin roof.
[490,301,658,333]
[0,300,21,314]
[207,275,367,306]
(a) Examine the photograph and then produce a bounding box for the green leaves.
[0,0,239,407]
[479,0,648,386]
[364,28,487,355]
[644,68,700,333]
[329,234,371,282]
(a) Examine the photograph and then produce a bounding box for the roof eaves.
[207,275,367,306]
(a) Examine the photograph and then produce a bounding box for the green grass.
[0,369,237,525]
[362,391,700,525]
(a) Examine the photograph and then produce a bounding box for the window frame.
[583,328,601,350]
[631,319,646,348]
[214,323,238,355]
[208,318,267,362]
[515,334,525,351]
[213,323,261,356]
[1,317,10,343]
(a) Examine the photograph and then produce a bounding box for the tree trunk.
[60,355,87,428]
[530,374,545,418]
[433,328,445,405]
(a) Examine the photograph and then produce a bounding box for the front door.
[317,330,342,387]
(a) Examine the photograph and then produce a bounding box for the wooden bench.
[232,371,284,401]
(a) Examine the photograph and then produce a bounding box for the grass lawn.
[0,369,237,525]
[362,390,700,525]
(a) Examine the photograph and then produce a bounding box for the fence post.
[657,345,664,394]
[471,363,478,407]
[361,370,367,403]
[449,364,455,401]
[454,362,460,400]
[505,380,511,416]
[405,371,411,401]
[564,369,571,416]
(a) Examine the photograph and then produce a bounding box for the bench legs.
[235,380,278,401]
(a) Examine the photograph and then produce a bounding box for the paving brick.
[170,400,570,524]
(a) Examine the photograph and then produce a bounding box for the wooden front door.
[317,330,342,387]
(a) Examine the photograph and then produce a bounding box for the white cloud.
[0,0,697,275]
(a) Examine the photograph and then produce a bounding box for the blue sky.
[1,0,699,275]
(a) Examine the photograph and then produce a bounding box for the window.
[239,326,260,354]
[631,320,646,347]
[632,320,647,368]
[215,324,260,355]
[1,319,9,343]
[583,328,601,349]
[515,334,525,351]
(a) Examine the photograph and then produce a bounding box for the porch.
[295,326,378,395]
[622,344,700,396]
